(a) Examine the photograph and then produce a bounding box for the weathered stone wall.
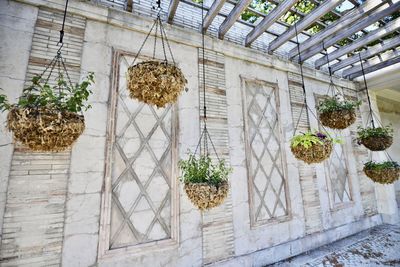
[0,0,398,266]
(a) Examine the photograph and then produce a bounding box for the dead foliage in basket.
[184,181,229,211]
[320,109,356,130]
[364,167,400,184]
[7,107,85,152]
[291,140,333,164]
[127,61,187,108]
[359,136,393,151]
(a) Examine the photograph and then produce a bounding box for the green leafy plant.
[357,125,393,140]
[179,153,232,186]
[0,72,94,113]
[317,96,361,114]
[364,161,399,171]
[291,131,341,149]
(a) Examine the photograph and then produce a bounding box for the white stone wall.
[0,0,398,266]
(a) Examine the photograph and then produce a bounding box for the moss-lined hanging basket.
[290,132,337,164]
[317,97,360,130]
[363,161,400,184]
[357,126,393,151]
[320,109,356,130]
[7,108,85,152]
[184,181,229,211]
[127,61,187,108]
[179,153,232,211]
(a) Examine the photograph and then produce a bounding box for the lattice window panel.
[316,96,352,207]
[106,54,177,249]
[244,81,289,224]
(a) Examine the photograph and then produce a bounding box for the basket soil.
[364,167,400,184]
[127,61,187,108]
[291,140,333,164]
[184,181,229,211]
[7,107,85,152]
[359,136,393,151]
[320,109,356,130]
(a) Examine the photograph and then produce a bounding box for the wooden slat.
[315,16,400,68]
[167,0,180,23]
[245,0,297,46]
[298,1,399,62]
[203,0,227,33]
[343,49,400,78]
[331,35,400,72]
[126,0,133,12]
[218,0,252,39]
[268,0,344,53]
[287,0,383,59]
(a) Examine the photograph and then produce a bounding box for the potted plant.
[317,96,361,130]
[363,161,400,184]
[127,61,187,108]
[291,131,340,164]
[356,125,393,151]
[0,73,94,151]
[179,153,232,211]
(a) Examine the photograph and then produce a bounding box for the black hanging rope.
[193,0,219,160]
[323,42,344,98]
[130,1,176,67]
[358,53,376,129]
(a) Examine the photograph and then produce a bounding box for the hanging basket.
[7,107,85,152]
[320,109,356,130]
[359,136,393,151]
[363,163,400,184]
[291,139,333,164]
[127,61,187,108]
[184,181,229,211]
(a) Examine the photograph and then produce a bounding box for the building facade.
[0,0,399,266]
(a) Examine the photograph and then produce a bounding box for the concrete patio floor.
[271,223,400,267]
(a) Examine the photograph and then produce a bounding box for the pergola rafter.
[167,0,180,23]
[331,36,400,73]
[218,0,253,39]
[344,53,400,79]
[315,16,400,68]
[202,0,227,33]
[267,0,344,53]
[287,0,383,60]
[298,1,400,63]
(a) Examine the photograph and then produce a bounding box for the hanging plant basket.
[317,97,360,130]
[179,153,232,211]
[290,131,338,164]
[357,125,393,151]
[127,61,187,108]
[363,161,400,184]
[0,62,94,152]
[7,107,85,152]
[184,181,229,211]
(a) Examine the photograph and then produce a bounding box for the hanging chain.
[358,53,375,128]
[323,42,344,98]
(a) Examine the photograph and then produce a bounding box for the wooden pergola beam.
[218,0,252,39]
[203,0,227,33]
[331,35,400,73]
[297,1,399,63]
[267,0,344,53]
[167,0,180,23]
[342,49,400,78]
[345,54,400,79]
[287,0,382,59]
[245,0,297,47]
[315,16,400,68]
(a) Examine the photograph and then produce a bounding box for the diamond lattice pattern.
[245,82,288,223]
[109,56,173,249]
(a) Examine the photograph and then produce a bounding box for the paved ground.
[271,224,400,267]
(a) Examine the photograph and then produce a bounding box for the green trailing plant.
[364,161,399,171]
[291,131,341,149]
[179,152,232,186]
[317,96,361,114]
[357,125,394,140]
[0,73,94,113]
